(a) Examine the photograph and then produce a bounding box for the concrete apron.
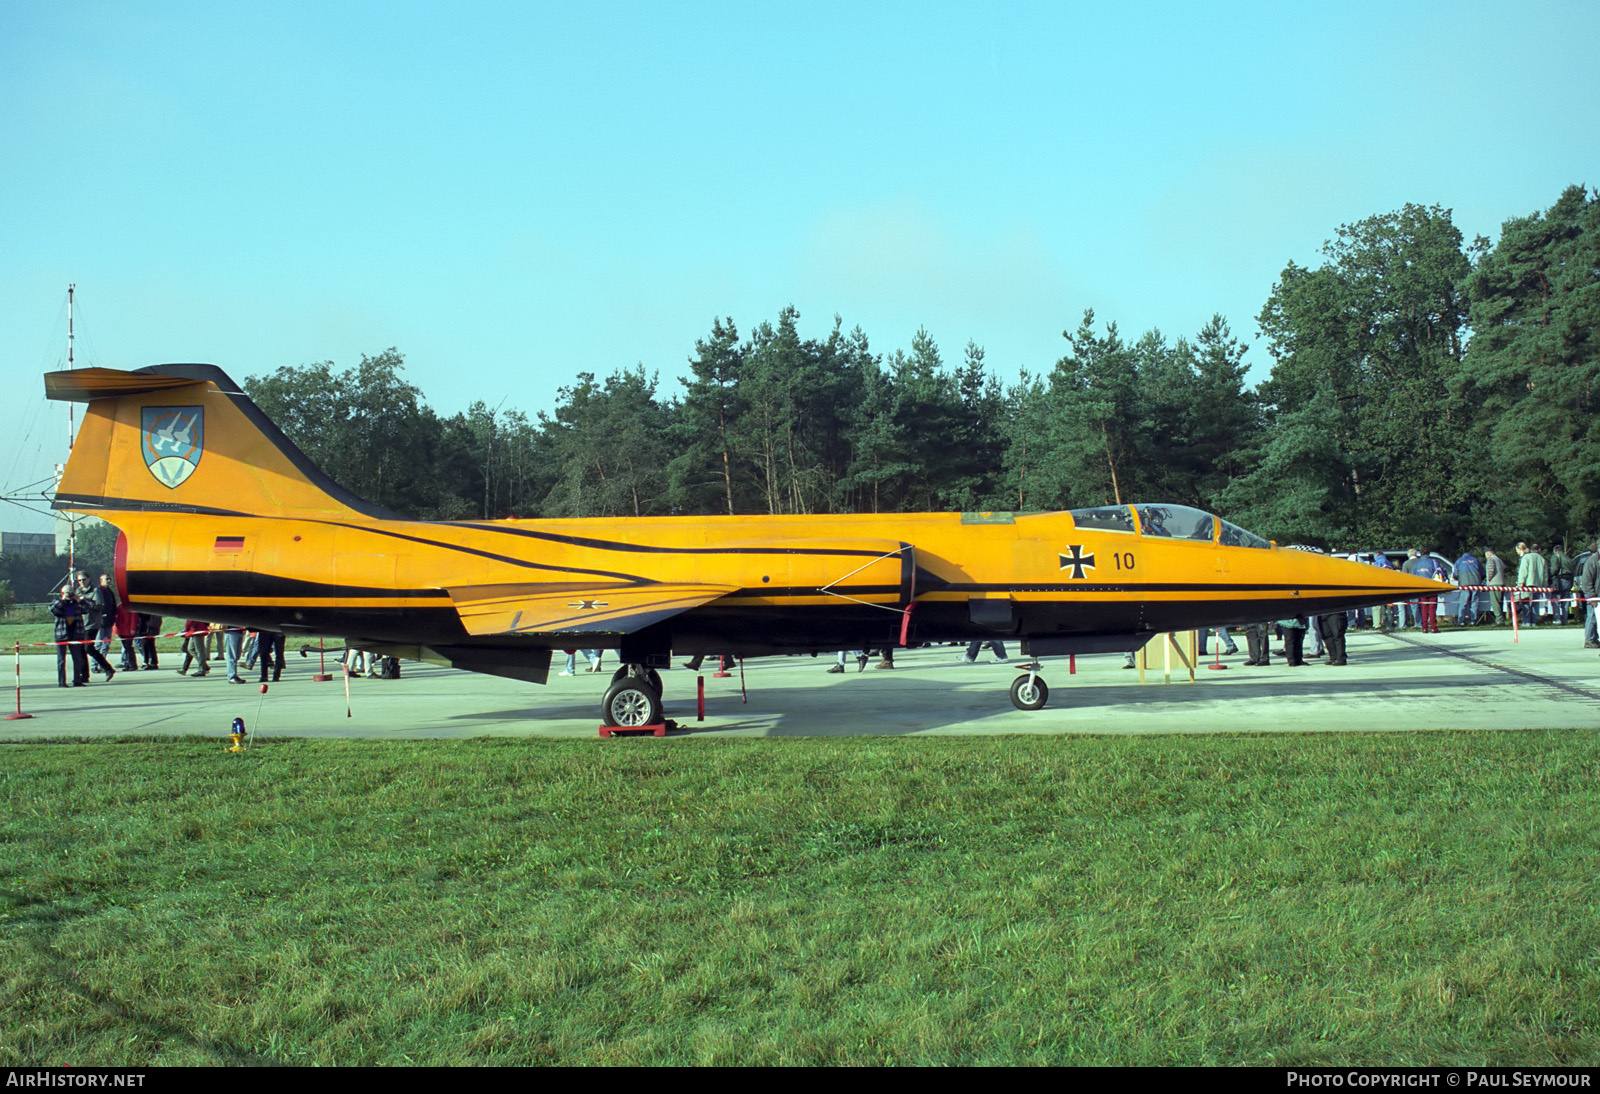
[3,627,1597,741]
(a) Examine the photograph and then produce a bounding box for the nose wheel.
[1009,672,1049,711]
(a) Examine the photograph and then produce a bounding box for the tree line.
[240,185,1598,554]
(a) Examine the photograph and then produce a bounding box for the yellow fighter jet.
[46,364,1450,724]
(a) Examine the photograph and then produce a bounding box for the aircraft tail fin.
[45,364,399,521]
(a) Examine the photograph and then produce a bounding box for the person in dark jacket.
[69,574,118,680]
[137,613,162,669]
[1317,611,1348,665]
[1454,551,1483,625]
[1580,540,1599,649]
[74,572,100,641]
[66,573,117,679]
[256,630,285,683]
[51,585,91,687]
[1484,547,1507,625]
[1243,621,1272,665]
[1278,615,1309,665]
[1550,543,1575,624]
[92,574,119,659]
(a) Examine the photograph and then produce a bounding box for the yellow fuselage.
[109,507,1442,658]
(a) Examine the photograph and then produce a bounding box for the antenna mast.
[64,284,76,574]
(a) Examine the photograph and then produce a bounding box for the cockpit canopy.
[1068,503,1271,549]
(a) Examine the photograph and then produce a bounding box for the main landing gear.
[1008,663,1049,711]
[601,665,665,728]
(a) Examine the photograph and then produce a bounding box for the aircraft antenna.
[64,284,76,576]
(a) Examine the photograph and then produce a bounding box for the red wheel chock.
[598,723,667,738]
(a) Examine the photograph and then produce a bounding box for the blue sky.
[4,0,1596,531]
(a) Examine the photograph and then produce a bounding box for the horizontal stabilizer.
[448,582,739,636]
[45,367,213,402]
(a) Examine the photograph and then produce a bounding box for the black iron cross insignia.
[569,599,609,610]
[1059,545,1096,579]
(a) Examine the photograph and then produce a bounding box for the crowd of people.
[44,570,294,687]
[48,572,118,687]
[172,619,286,683]
[1317,541,1597,647]
[1213,539,1600,664]
[1439,539,1596,640]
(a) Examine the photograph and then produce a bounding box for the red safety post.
[1208,631,1228,671]
[712,654,731,679]
[1069,654,1076,675]
[1510,590,1520,644]
[739,655,747,704]
[697,675,705,722]
[6,642,31,721]
[313,637,333,682]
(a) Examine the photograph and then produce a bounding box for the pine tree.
[1456,185,1600,537]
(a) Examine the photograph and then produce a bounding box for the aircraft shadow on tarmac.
[447,654,1526,738]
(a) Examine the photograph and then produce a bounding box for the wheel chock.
[598,717,682,738]
[598,722,666,738]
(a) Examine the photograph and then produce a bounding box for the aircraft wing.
[447,582,740,637]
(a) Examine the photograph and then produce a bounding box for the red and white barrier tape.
[20,628,250,650]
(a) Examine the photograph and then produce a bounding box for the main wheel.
[1009,674,1049,711]
[601,678,664,727]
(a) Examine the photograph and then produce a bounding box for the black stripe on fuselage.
[127,570,450,600]
[126,569,904,604]
[53,493,251,517]
[724,584,903,599]
[438,521,911,558]
[944,581,1431,594]
[301,520,656,583]
[71,508,662,584]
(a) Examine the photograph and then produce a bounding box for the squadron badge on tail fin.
[141,406,204,488]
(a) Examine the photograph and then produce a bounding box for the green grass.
[0,619,183,655]
[2,731,1597,1065]
[0,622,54,650]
